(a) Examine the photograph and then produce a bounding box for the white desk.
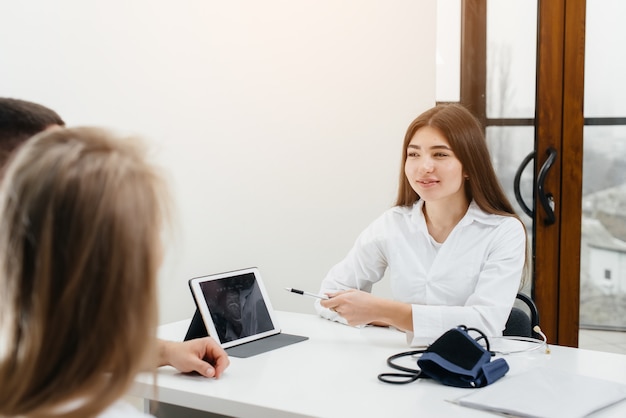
[130,311,626,418]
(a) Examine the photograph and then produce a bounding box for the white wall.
[0,0,436,324]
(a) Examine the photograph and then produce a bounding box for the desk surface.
[130,311,626,418]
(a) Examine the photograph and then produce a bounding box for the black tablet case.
[183,308,308,358]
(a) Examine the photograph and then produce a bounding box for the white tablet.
[188,267,281,349]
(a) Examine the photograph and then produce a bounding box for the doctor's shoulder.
[364,203,418,230]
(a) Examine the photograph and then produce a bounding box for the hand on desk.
[158,337,230,378]
[320,289,411,331]
[321,289,381,326]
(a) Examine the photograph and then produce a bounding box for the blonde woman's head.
[0,127,169,417]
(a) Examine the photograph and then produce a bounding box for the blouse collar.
[409,199,507,229]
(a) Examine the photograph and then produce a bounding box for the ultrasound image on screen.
[200,272,274,343]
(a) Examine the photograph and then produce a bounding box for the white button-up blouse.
[315,199,527,346]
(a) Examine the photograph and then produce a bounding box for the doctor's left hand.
[158,337,230,378]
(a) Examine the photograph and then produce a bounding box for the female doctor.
[317,103,527,346]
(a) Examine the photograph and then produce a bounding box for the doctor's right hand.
[319,289,381,327]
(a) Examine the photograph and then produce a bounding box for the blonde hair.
[0,127,169,417]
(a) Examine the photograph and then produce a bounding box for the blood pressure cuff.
[417,326,509,388]
[378,325,509,388]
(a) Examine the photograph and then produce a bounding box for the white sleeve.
[314,216,389,323]
[406,217,527,346]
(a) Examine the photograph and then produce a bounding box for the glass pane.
[584,0,626,117]
[486,126,534,294]
[486,126,535,221]
[486,0,537,119]
[580,126,626,330]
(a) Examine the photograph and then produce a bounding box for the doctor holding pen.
[317,103,527,346]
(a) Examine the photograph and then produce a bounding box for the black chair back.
[504,293,540,338]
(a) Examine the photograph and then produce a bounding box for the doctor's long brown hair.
[0,127,169,417]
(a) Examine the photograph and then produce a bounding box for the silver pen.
[285,287,329,300]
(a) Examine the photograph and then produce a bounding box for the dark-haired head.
[0,97,65,168]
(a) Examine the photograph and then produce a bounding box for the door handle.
[514,151,535,218]
[537,147,557,225]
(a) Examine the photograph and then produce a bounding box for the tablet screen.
[189,267,280,348]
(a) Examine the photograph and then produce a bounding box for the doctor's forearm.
[378,299,413,332]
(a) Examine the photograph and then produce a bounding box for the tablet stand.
[184,309,209,340]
